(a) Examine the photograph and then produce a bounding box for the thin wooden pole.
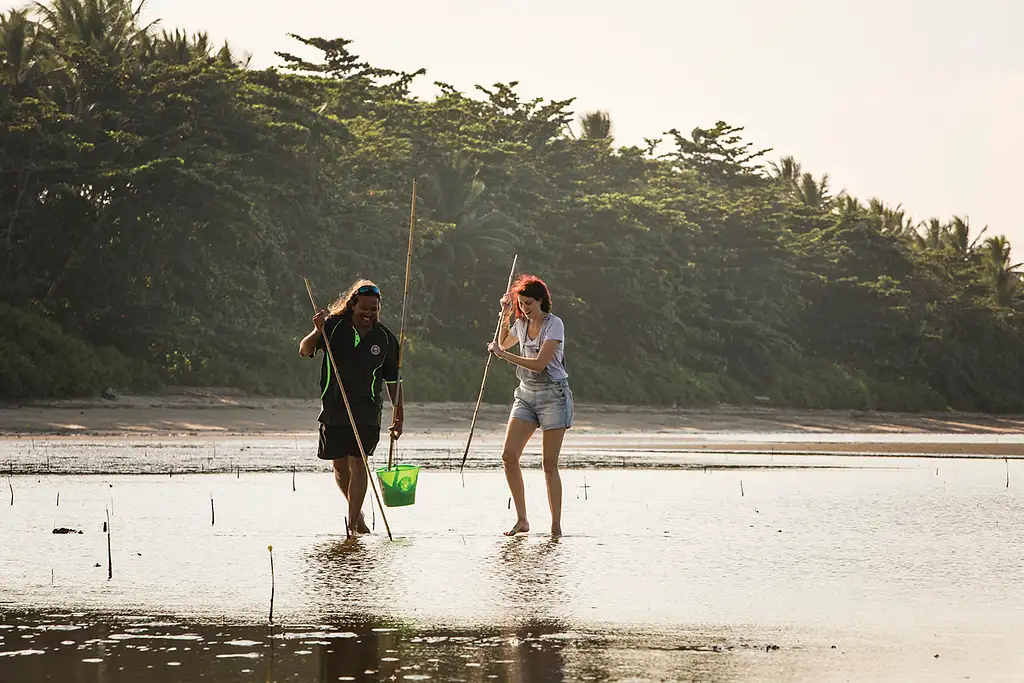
[460,254,518,476]
[305,277,393,540]
[389,179,417,469]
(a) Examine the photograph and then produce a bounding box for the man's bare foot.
[344,513,370,536]
[550,526,562,537]
[504,520,530,536]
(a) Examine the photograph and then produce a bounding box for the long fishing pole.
[388,179,417,469]
[460,254,518,477]
[304,277,393,540]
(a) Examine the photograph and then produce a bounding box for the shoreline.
[1,390,1024,458]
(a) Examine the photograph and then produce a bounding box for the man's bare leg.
[332,458,370,533]
[346,457,369,535]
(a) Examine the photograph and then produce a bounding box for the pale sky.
[9,0,1023,248]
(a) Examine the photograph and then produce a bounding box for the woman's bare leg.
[541,428,566,536]
[502,417,538,535]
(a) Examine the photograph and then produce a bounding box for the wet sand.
[3,389,1024,459]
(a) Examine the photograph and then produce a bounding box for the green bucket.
[376,464,421,507]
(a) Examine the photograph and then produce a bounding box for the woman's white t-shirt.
[511,314,568,383]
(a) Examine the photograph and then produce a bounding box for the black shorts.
[317,422,381,460]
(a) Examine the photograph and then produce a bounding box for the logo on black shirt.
[370,344,381,355]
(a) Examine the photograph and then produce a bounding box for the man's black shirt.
[314,311,400,426]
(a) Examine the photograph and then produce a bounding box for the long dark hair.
[328,279,381,317]
[505,274,552,325]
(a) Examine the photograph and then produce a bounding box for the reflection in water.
[488,537,568,683]
[296,536,574,681]
[316,627,390,683]
[491,536,567,623]
[304,537,380,599]
[5,609,1022,683]
[0,612,611,683]
[301,536,398,627]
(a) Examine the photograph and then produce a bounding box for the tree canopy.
[3,1,1023,412]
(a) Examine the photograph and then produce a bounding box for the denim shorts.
[510,379,574,431]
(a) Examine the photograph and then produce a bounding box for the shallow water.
[2,452,1024,680]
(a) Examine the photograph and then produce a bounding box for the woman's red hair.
[506,274,552,325]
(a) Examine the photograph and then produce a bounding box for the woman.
[299,279,404,535]
[487,274,573,537]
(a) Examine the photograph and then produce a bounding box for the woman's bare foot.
[355,513,371,534]
[504,520,530,536]
[550,525,562,537]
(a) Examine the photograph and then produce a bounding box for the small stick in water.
[344,517,350,539]
[1006,458,1010,489]
[267,545,275,624]
[51,568,54,586]
[106,507,112,580]
[741,481,745,497]
[8,478,12,506]
[292,467,296,492]
[508,497,511,510]
[211,495,215,525]
[56,492,59,506]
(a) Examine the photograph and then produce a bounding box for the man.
[299,279,404,535]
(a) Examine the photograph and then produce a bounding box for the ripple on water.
[108,633,203,641]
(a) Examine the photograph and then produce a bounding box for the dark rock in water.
[765,644,780,652]
[93,563,101,567]
[102,387,117,400]
[52,527,83,535]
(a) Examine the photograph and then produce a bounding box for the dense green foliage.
[3,2,1023,411]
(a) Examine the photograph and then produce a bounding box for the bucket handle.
[386,432,399,471]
